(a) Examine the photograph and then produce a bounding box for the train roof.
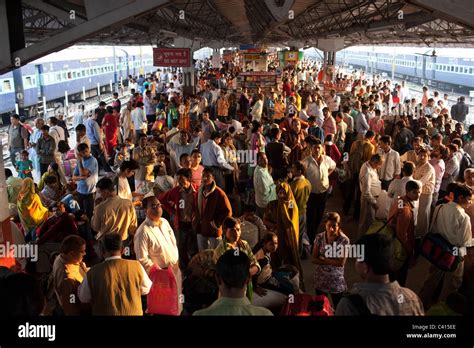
[31,45,154,64]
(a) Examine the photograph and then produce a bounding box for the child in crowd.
[16,150,33,179]
[253,232,299,296]
[39,175,60,207]
[60,182,81,213]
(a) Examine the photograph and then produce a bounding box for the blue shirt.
[308,126,325,141]
[74,155,98,194]
[84,118,101,145]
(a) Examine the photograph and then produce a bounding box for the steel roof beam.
[405,0,474,30]
[1,0,170,74]
[22,0,85,23]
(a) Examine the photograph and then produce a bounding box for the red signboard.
[153,48,191,67]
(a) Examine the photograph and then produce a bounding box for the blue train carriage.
[337,47,474,94]
[0,46,154,116]
[0,70,15,116]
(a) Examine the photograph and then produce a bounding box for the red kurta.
[103,113,119,156]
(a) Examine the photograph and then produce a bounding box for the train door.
[35,64,44,98]
[429,56,436,80]
[414,55,418,77]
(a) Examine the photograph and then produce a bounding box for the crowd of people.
[1,58,473,317]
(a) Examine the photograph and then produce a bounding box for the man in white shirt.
[414,148,436,237]
[73,105,86,129]
[355,104,370,140]
[419,184,472,310]
[253,152,277,218]
[399,80,410,103]
[48,116,67,184]
[302,136,336,242]
[326,89,340,116]
[74,124,91,158]
[200,131,234,190]
[251,94,264,122]
[209,85,220,118]
[131,102,147,142]
[134,194,182,312]
[358,154,383,237]
[377,135,401,190]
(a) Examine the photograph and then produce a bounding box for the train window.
[43,74,49,84]
[470,68,474,74]
[25,76,31,87]
[94,68,98,74]
[3,79,11,91]
[56,73,61,81]
[81,70,85,76]
[68,72,72,79]
[32,78,36,86]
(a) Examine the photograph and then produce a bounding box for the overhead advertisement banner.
[153,48,191,67]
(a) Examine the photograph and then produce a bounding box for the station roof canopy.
[1,0,474,73]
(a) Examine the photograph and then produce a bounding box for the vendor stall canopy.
[1,0,474,74]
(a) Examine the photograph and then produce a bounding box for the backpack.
[459,152,474,182]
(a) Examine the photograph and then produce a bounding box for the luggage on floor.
[280,294,333,316]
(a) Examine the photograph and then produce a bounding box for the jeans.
[381,179,392,191]
[389,256,410,287]
[177,222,198,269]
[306,192,328,243]
[358,197,376,238]
[343,174,361,219]
[9,147,23,166]
[78,193,95,220]
[39,162,52,176]
[298,214,308,255]
[197,234,222,252]
[91,144,112,173]
[135,130,144,144]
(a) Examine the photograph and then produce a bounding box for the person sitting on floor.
[37,202,79,245]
